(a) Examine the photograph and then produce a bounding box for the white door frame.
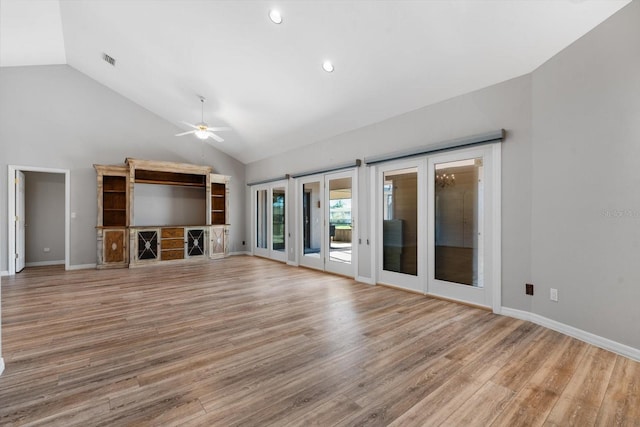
[7,165,71,275]
[250,181,288,262]
[269,183,288,263]
[296,174,325,271]
[375,158,426,293]
[252,185,270,258]
[324,169,358,278]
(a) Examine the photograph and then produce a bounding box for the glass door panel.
[382,168,418,275]
[300,179,324,270]
[271,187,287,261]
[325,172,355,277]
[254,189,269,257]
[434,158,482,287]
[378,162,423,292]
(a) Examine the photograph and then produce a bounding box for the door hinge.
[15,215,19,222]
[15,253,19,259]
[15,177,19,184]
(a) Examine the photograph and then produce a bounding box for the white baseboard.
[286,260,298,267]
[500,307,640,362]
[0,357,4,376]
[229,251,251,256]
[356,276,375,285]
[25,260,64,267]
[67,263,97,271]
[0,271,8,277]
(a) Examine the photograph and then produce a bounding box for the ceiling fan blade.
[175,130,195,137]
[206,126,232,132]
[180,121,199,129]
[207,132,224,142]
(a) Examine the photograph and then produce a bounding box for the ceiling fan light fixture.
[195,130,209,140]
[269,9,282,24]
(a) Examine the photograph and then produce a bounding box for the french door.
[376,145,499,309]
[377,160,425,292]
[427,146,497,308]
[298,170,356,277]
[253,181,287,262]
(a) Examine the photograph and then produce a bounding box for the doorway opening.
[7,166,70,275]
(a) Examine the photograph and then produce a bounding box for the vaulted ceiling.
[0,0,630,163]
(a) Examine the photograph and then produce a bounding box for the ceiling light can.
[269,10,282,24]
[322,61,334,73]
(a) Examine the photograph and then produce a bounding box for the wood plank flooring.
[0,256,638,426]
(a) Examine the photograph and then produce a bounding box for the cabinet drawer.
[161,249,184,261]
[162,227,184,239]
[162,238,184,250]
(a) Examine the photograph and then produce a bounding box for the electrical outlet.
[43,247,50,253]
[550,288,558,302]
[525,283,534,295]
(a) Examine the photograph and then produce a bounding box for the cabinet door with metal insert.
[137,230,159,260]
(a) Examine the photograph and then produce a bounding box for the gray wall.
[24,171,65,264]
[246,74,533,311]
[530,0,640,349]
[133,184,206,227]
[0,65,246,271]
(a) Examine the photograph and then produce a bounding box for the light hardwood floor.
[0,256,638,426]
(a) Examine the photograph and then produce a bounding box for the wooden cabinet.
[210,225,228,259]
[134,228,160,264]
[186,227,206,258]
[210,173,230,226]
[95,159,231,269]
[161,227,184,261]
[95,165,129,269]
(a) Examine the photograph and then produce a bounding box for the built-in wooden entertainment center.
[95,158,230,269]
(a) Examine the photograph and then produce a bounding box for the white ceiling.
[0,0,631,164]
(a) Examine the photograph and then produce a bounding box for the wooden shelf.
[135,170,206,187]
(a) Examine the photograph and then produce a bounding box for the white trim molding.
[500,307,640,362]
[67,263,97,271]
[0,357,4,376]
[229,251,251,256]
[356,276,375,285]
[0,271,8,277]
[286,260,298,267]
[25,260,65,268]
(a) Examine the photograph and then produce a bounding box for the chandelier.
[435,173,455,188]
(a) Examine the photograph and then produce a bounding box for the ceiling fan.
[175,96,231,142]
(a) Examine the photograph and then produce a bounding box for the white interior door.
[324,171,356,277]
[15,170,26,273]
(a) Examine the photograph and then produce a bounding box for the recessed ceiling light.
[322,61,334,73]
[269,10,282,24]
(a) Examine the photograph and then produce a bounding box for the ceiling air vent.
[102,53,116,66]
